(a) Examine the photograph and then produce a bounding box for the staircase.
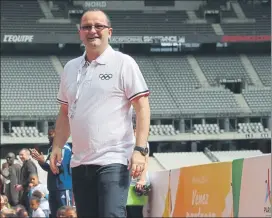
[234,94,252,113]
[50,56,63,75]
[187,55,210,88]
[240,54,263,87]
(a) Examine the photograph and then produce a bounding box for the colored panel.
[172,162,233,217]
[232,158,244,217]
[237,154,271,217]
[145,170,171,217]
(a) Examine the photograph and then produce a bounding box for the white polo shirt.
[57,46,149,167]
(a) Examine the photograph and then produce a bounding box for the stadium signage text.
[245,133,270,139]
[84,1,107,8]
[222,35,271,42]
[110,36,143,44]
[143,36,185,44]
[3,34,34,43]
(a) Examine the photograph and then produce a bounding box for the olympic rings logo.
[99,74,113,80]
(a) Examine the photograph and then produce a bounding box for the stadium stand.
[247,55,271,87]
[193,124,224,135]
[220,1,271,35]
[1,0,76,34]
[242,87,271,113]
[1,53,270,119]
[195,55,252,85]
[237,122,269,134]
[1,56,59,117]
[107,11,215,36]
[10,126,43,138]
[149,125,179,136]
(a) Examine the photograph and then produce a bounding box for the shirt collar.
[82,45,114,65]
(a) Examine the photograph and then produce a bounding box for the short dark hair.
[30,196,40,204]
[32,190,43,199]
[16,208,28,218]
[81,9,111,27]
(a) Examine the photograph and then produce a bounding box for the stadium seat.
[1,56,59,117]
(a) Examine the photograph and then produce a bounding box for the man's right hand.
[49,147,62,175]
[30,149,45,163]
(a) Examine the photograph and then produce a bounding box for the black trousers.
[72,163,130,218]
[126,206,144,218]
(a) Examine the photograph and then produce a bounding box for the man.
[0,153,21,206]
[50,9,150,218]
[15,148,38,212]
[30,128,72,218]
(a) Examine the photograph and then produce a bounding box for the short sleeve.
[123,56,150,101]
[56,65,68,105]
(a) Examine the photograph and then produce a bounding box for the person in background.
[64,206,77,218]
[56,206,68,218]
[28,173,50,217]
[30,128,72,218]
[30,196,46,217]
[0,153,21,206]
[15,148,37,213]
[13,204,26,214]
[0,195,10,212]
[16,208,28,218]
[0,164,6,194]
[0,208,17,218]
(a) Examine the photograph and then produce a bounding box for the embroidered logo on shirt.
[99,74,113,80]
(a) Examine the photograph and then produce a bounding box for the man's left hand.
[129,151,146,178]
[14,184,23,192]
[136,180,146,191]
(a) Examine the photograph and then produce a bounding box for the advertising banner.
[221,35,271,42]
[2,34,34,43]
[172,162,233,217]
[143,170,171,217]
[232,154,271,217]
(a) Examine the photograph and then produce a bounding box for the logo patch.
[99,74,113,80]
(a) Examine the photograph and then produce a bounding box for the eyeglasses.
[80,24,110,32]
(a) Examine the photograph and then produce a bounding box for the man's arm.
[132,96,150,148]
[53,104,70,150]
[30,149,50,172]
[38,160,50,172]
[0,168,10,179]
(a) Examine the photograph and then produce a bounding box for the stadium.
[0,0,271,217]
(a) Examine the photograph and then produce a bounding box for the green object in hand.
[127,185,148,206]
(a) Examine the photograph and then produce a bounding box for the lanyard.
[74,59,89,104]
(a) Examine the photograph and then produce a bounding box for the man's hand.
[136,180,146,191]
[14,184,23,192]
[129,151,146,178]
[30,149,45,163]
[49,147,62,175]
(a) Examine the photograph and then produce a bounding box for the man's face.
[19,150,28,162]
[79,11,112,50]
[6,153,15,166]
